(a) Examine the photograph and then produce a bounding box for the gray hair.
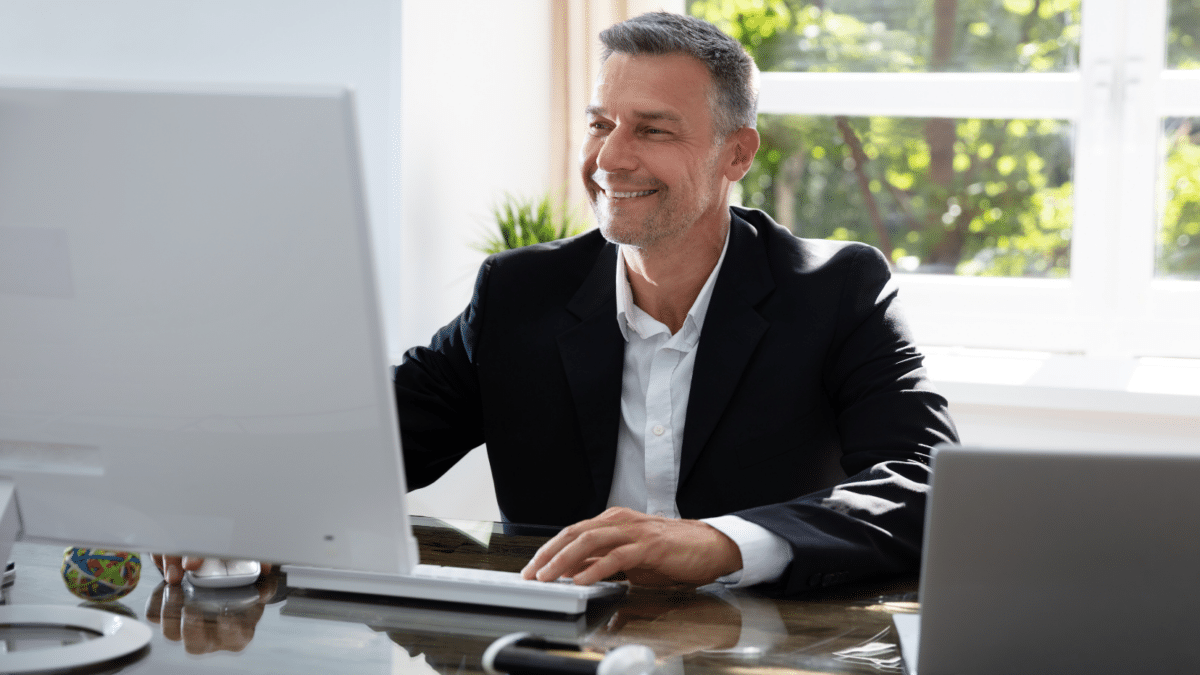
[599,12,759,140]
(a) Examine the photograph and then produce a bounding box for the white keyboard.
[282,563,626,614]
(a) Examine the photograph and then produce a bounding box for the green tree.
[1159,118,1200,278]
[689,0,1078,276]
[1160,3,1200,278]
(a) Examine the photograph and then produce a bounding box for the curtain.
[549,0,686,222]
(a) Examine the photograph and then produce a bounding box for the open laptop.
[0,80,621,619]
[894,444,1200,674]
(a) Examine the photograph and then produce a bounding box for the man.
[395,12,956,595]
[158,12,955,594]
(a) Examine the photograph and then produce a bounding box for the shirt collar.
[614,227,731,345]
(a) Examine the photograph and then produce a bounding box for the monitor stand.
[0,480,152,674]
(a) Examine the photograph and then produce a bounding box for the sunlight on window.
[1158,118,1200,279]
[746,114,1073,277]
[689,0,1080,74]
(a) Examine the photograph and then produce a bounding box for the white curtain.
[549,0,686,219]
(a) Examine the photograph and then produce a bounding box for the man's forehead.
[589,52,713,122]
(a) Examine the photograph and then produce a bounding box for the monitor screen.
[0,80,417,574]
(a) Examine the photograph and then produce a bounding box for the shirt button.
[652,424,665,436]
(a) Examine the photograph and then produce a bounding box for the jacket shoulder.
[731,206,889,274]
[484,229,610,282]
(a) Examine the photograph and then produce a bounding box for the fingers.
[521,507,633,582]
[152,555,208,585]
[156,555,185,585]
[522,509,744,587]
[538,527,636,584]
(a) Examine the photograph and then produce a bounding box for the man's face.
[581,52,732,250]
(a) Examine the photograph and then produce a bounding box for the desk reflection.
[3,519,917,675]
[144,573,285,654]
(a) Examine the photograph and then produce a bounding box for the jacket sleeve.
[734,244,958,595]
[392,260,492,490]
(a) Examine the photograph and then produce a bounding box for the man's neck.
[622,214,729,335]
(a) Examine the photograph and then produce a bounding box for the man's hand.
[152,555,271,585]
[520,507,742,587]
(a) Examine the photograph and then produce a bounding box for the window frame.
[752,0,1200,358]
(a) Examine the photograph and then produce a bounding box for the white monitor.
[0,80,419,578]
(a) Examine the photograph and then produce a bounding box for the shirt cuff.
[702,515,793,588]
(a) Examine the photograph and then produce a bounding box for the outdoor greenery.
[689,0,1200,279]
[475,193,584,255]
[1161,1,1200,278]
[1161,117,1200,276]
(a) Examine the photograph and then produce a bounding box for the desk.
[1,518,917,674]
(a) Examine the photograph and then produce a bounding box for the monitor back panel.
[0,82,415,573]
[918,445,1200,674]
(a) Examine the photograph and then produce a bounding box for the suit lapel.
[680,215,774,485]
[557,243,624,516]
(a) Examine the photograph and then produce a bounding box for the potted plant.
[475,193,585,254]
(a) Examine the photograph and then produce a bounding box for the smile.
[608,189,657,199]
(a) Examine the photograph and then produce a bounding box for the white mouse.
[185,559,262,588]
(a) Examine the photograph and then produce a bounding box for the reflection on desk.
[0,517,917,675]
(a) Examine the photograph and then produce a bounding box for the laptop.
[894,444,1200,674]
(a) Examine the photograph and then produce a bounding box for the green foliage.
[1158,4,1200,277]
[1158,118,1200,278]
[1168,0,1200,69]
[475,193,584,255]
[691,0,1079,74]
[689,0,1080,277]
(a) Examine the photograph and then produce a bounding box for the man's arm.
[393,261,492,490]
[730,243,955,595]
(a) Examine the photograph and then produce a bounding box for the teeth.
[610,190,656,198]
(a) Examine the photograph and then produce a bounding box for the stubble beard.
[591,180,713,252]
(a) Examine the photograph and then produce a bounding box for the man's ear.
[724,127,761,182]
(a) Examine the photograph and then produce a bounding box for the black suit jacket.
[395,206,957,594]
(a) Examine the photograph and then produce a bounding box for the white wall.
[395,1,553,353]
[396,2,552,522]
[0,0,407,352]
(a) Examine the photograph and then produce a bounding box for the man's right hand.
[151,555,272,585]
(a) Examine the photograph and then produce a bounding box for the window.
[689,0,1200,358]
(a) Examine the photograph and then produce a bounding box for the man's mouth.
[605,189,658,199]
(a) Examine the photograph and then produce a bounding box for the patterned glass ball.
[61,548,141,602]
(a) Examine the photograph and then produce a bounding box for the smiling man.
[154,12,955,594]
[159,12,957,595]
[393,12,957,595]
[391,10,955,590]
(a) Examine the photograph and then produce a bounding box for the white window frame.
[756,0,1200,359]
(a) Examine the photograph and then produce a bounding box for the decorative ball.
[61,548,141,602]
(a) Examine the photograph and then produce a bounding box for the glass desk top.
[0,517,918,674]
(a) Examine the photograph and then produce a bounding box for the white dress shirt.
[606,231,793,588]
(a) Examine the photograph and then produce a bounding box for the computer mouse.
[185,559,262,588]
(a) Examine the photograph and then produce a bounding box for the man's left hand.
[520,507,742,587]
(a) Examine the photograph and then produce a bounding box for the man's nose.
[594,126,638,173]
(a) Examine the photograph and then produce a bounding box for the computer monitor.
[0,81,419,578]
